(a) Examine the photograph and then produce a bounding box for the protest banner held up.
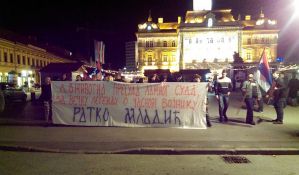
[52,81,208,129]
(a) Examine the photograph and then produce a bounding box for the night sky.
[1,0,298,69]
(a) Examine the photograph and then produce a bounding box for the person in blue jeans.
[214,69,232,123]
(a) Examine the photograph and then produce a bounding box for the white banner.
[52,81,208,129]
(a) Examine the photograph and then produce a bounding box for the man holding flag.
[256,49,287,124]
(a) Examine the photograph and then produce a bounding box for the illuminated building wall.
[136,7,279,72]
[0,37,73,86]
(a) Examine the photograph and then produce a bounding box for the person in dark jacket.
[40,77,52,124]
[61,73,68,81]
[149,74,160,83]
[0,88,5,113]
[241,74,262,125]
[214,69,232,122]
[176,74,185,82]
[288,73,299,106]
[266,71,288,124]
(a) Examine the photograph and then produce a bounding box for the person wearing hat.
[241,73,262,125]
[214,69,232,122]
[266,71,288,124]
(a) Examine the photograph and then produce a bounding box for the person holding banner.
[193,74,212,127]
[76,75,82,81]
[214,69,232,123]
[241,74,262,125]
[266,71,288,124]
[149,74,160,83]
[39,77,52,125]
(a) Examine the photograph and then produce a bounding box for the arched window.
[163,41,168,47]
[172,41,176,47]
[163,55,168,62]
[148,55,153,62]
[207,18,213,27]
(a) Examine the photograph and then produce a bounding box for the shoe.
[272,119,279,122]
[273,121,283,124]
[219,118,224,123]
[224,115,228,122]
[207,122,212,127]
[246,121,255,125]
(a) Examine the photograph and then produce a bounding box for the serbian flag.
[94,40,105,70]
[255,49,272,92]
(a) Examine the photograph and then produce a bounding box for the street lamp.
[292,0,299,17]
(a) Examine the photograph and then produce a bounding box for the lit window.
[22,56,26,65]
[147,25,152,31]
[4,52,7,62]
[17,55,20,64]
[10,53,13,63]
[172,55,176,62]
[256,19,265,25]
[150,41,154,47]
[247,38,251,44]
[207,18,213,27]
[246,52,252,60]
[207,38,213,43]
[163,55,168,62]
[163,41,167,47]
[172,41,176,47]
[255,38,258,44]
[148,55,153,62]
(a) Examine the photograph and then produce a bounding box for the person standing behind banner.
[214,69,232,122]
[241,74,262,125]
[149,74,160,83]
[266,71,288,124]
[176,74,185,82]
[76,75,82,81]
[193,74,212,127]
[60,73,68,81]
[39,77,52,125]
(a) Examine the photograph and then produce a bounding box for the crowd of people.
[39,69,297,127]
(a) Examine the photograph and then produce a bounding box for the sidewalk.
[1,92,299,155]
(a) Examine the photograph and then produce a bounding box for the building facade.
[136,3,279,72]
[0,36,73,87]
[125,41,138,71]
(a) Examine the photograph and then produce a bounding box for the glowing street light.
[294,0,299,17]
[193,0,212,11]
